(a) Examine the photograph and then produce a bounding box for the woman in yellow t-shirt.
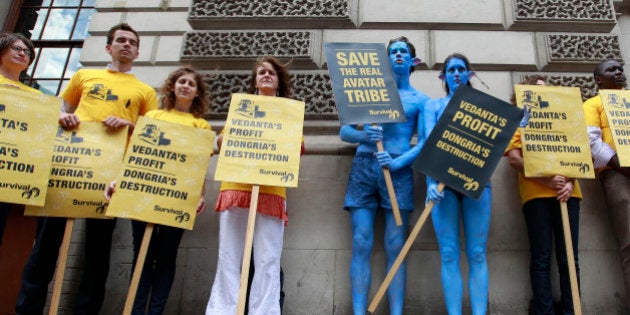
[0,32,40,247]
[106,67,211,314]
[206,56,304,315]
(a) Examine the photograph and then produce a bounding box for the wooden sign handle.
[372,123,402,226]
[123,223,154,315]
[560,201,582,315]
[236,185,260,315]
[49,218,74,315]
[368,183,445,313]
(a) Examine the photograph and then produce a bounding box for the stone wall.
[47,0,630,313]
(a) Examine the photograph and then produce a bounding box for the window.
[13,0,95,95]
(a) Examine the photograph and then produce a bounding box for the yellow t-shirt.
[0,75,42,94]
[61,68,158,122]
[583,95,614,151]
[583,94,616,172]
[506,129,582,204]
[145,109,212,130]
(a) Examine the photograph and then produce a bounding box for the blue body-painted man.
[340,36,429,315]
[424,53,491,315]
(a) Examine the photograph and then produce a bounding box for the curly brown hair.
[159,67,209,118]
[247,56,293,98]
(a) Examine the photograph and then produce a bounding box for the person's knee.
[384,232,405,256]
[440,245,459,264]
[352,230,374,257]
[466,246,487,266]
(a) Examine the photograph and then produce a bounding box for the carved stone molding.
[516,73,597,100]
[203,72,337,119]
[187,0,357,29]
[537,33,623,72]
[181,31,322,70]
[506,0,616,32]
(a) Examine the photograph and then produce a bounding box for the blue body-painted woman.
[424,53,491,315]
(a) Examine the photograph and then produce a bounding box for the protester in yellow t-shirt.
[206,56,304,315]
[0,32,41,247]
[16,23,158,315]
[506,75,581,314]
[105,66,211,314]
[583,59,630,311]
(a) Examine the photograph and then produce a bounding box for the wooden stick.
[123,223,154,315]
[560,201,582,315]
[49,218,74,315]
[372,123,402,226]
[236,185,260,315]
[368,183,445,313]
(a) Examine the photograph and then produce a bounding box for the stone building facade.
[3,0,630,313]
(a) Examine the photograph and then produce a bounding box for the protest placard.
[516,85,594,178]
[324,42,405,125]
[600,89,630,167]
[414,85,523,199]
[106,116,215,229]
[25,122,127,217]
[214,93,305,187]
[0,86,60,206]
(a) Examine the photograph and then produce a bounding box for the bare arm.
[59,99,81,128]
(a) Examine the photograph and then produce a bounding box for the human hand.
[102,116,133,130]
[196,195,206,215]
[365,125,383,143]
[375,151,401,171]
[59,112,80,129]
[104,180,116,201]
[550,175,567,190]
[556,180,574,202]
[426,181,444,204]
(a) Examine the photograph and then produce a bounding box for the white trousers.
[206,207,285,315]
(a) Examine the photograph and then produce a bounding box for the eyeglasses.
[9,45,32,58]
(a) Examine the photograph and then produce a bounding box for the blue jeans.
[131,220,184,315]
[523,197,580,315]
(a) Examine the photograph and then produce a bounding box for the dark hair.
[387,36,417,74]
[0,32,35,66]
[441,53,473,95]
[247,56,293,98]
[160,67,209,118]
[510,74,546,105]
[106,23,139,47]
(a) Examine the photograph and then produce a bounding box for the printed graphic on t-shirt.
[87,83,118,101]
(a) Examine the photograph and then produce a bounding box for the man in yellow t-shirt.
[583,59,630,310]
[0,32,41,248]
[16,23,158,315]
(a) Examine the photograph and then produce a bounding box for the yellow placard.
[25,122,127,217]
[0,86,60,206]
[106,117,215,230]
[214,93,305,187]
[600,89,630,167]
[515,85,594,178]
